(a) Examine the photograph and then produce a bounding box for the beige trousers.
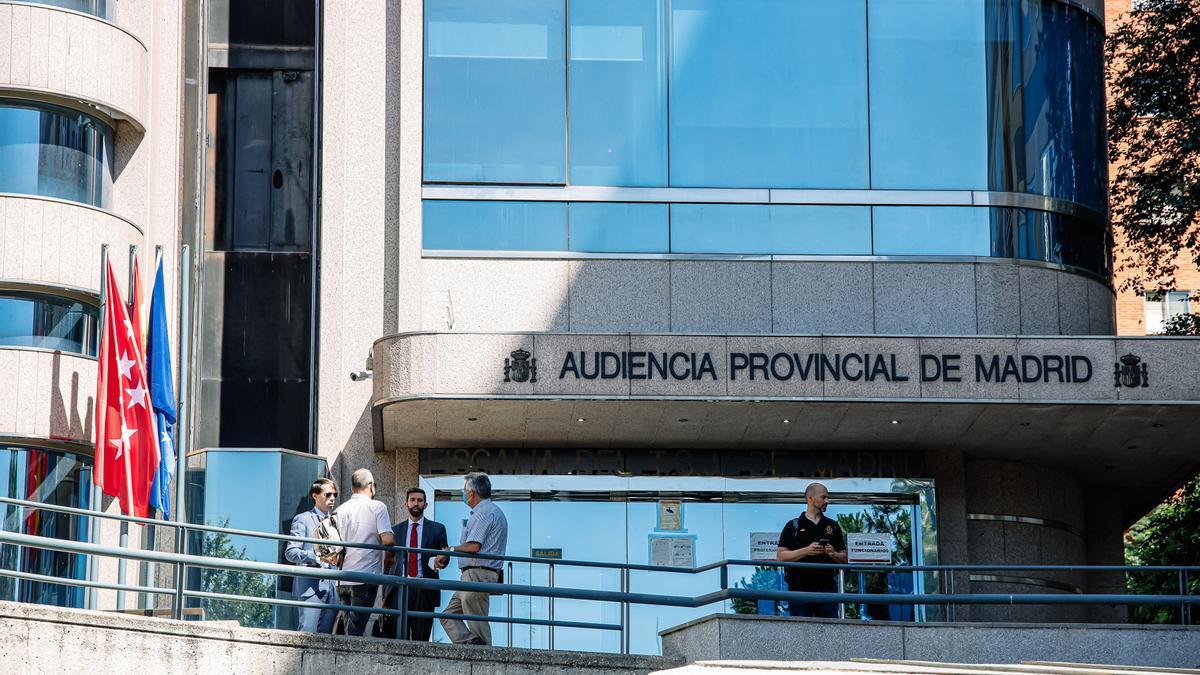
[439,567,498,644]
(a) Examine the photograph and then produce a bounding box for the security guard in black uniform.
[776,482,847,617]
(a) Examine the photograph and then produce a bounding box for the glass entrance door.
[529,494,624,652]
[423,475,936,654]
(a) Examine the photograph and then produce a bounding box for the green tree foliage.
[731,565,784,615]
[1125,475,1200,623]
[197,522,275,628]
[837,506,914,620]
[1106,0,1200,291]
[1161,310,1200,336]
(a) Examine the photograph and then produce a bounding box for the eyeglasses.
[322,492,337,497]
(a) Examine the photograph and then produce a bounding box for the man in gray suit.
[285,477,339,633]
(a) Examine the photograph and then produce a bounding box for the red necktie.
[408,523,419,577]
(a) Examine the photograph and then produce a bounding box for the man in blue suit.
[382,487,449,641]
[285,478,339,633]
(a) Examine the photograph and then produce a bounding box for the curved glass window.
[0,445,93,609]
[0,101,114,208]
[7,1,110,19]
[987,0,1107,211]
[0,291,99,357]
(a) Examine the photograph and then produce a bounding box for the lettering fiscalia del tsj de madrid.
[554,350,1124,385]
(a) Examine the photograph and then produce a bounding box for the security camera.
[350,352,374,381]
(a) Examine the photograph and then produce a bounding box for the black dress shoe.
[465,636,487,646]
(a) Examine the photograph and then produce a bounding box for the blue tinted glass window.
[985,0,1025,193]
[1068,7,1107,212]
[7,0,109,19]
[1018,209,1052,263]
[568,0,667,187]
[0,292,99,357]
[569,202,668,252]
[1022,1,1070,206]
[0,102,113,207]
[670,204,871,254]
[423,0,565,183]
[423,200,567,250]
[668,0,869,188]
[869,0,987,189]
[873,207,992,256]
[0,445,93,608]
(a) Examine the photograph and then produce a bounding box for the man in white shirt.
[334,468,394,636]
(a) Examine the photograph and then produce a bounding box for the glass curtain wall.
[421,0,1108,272]
[424,202,1108,276]
[0,446,92,609]
[0,101,114,208]
[423,474,936,655]
[0,292,100,357]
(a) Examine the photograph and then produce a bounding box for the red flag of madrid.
[94,260,160,518]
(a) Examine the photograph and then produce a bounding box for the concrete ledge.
[0,601,679,674]
[659,614,1200,670]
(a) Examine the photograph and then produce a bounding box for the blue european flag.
[147,257,177,518]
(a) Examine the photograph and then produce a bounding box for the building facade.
[0,0,184,607]
[341,0,1193,642]
[1,0,1198,653]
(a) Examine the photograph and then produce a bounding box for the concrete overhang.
[371,332,1200,518]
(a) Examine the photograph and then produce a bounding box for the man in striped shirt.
[440,471,508,645]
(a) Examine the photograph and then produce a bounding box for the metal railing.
[0,494,1196,655]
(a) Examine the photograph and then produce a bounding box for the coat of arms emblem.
[1114,353,1149,388]
[504,348,537,383]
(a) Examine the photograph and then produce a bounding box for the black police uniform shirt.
[776,514,846,591]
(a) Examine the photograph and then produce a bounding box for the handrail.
[714,559,1200,574]
[1,529,1198,610]
[3,495,1198,575]
[1,494,1197,651]
[0,526,1197,653]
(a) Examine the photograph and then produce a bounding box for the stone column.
[926,448,971,621]
[964,458,1089,622]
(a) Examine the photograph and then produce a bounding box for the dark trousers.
[336,583,378,636]
[380,584,436,641]
[789,599,840,618]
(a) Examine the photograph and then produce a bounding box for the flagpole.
[141,245,165,611]
[87,244,109,611]
[116,244,137,611]
[171,243,191,620]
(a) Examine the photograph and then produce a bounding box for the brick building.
[1106,0,1200,335]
